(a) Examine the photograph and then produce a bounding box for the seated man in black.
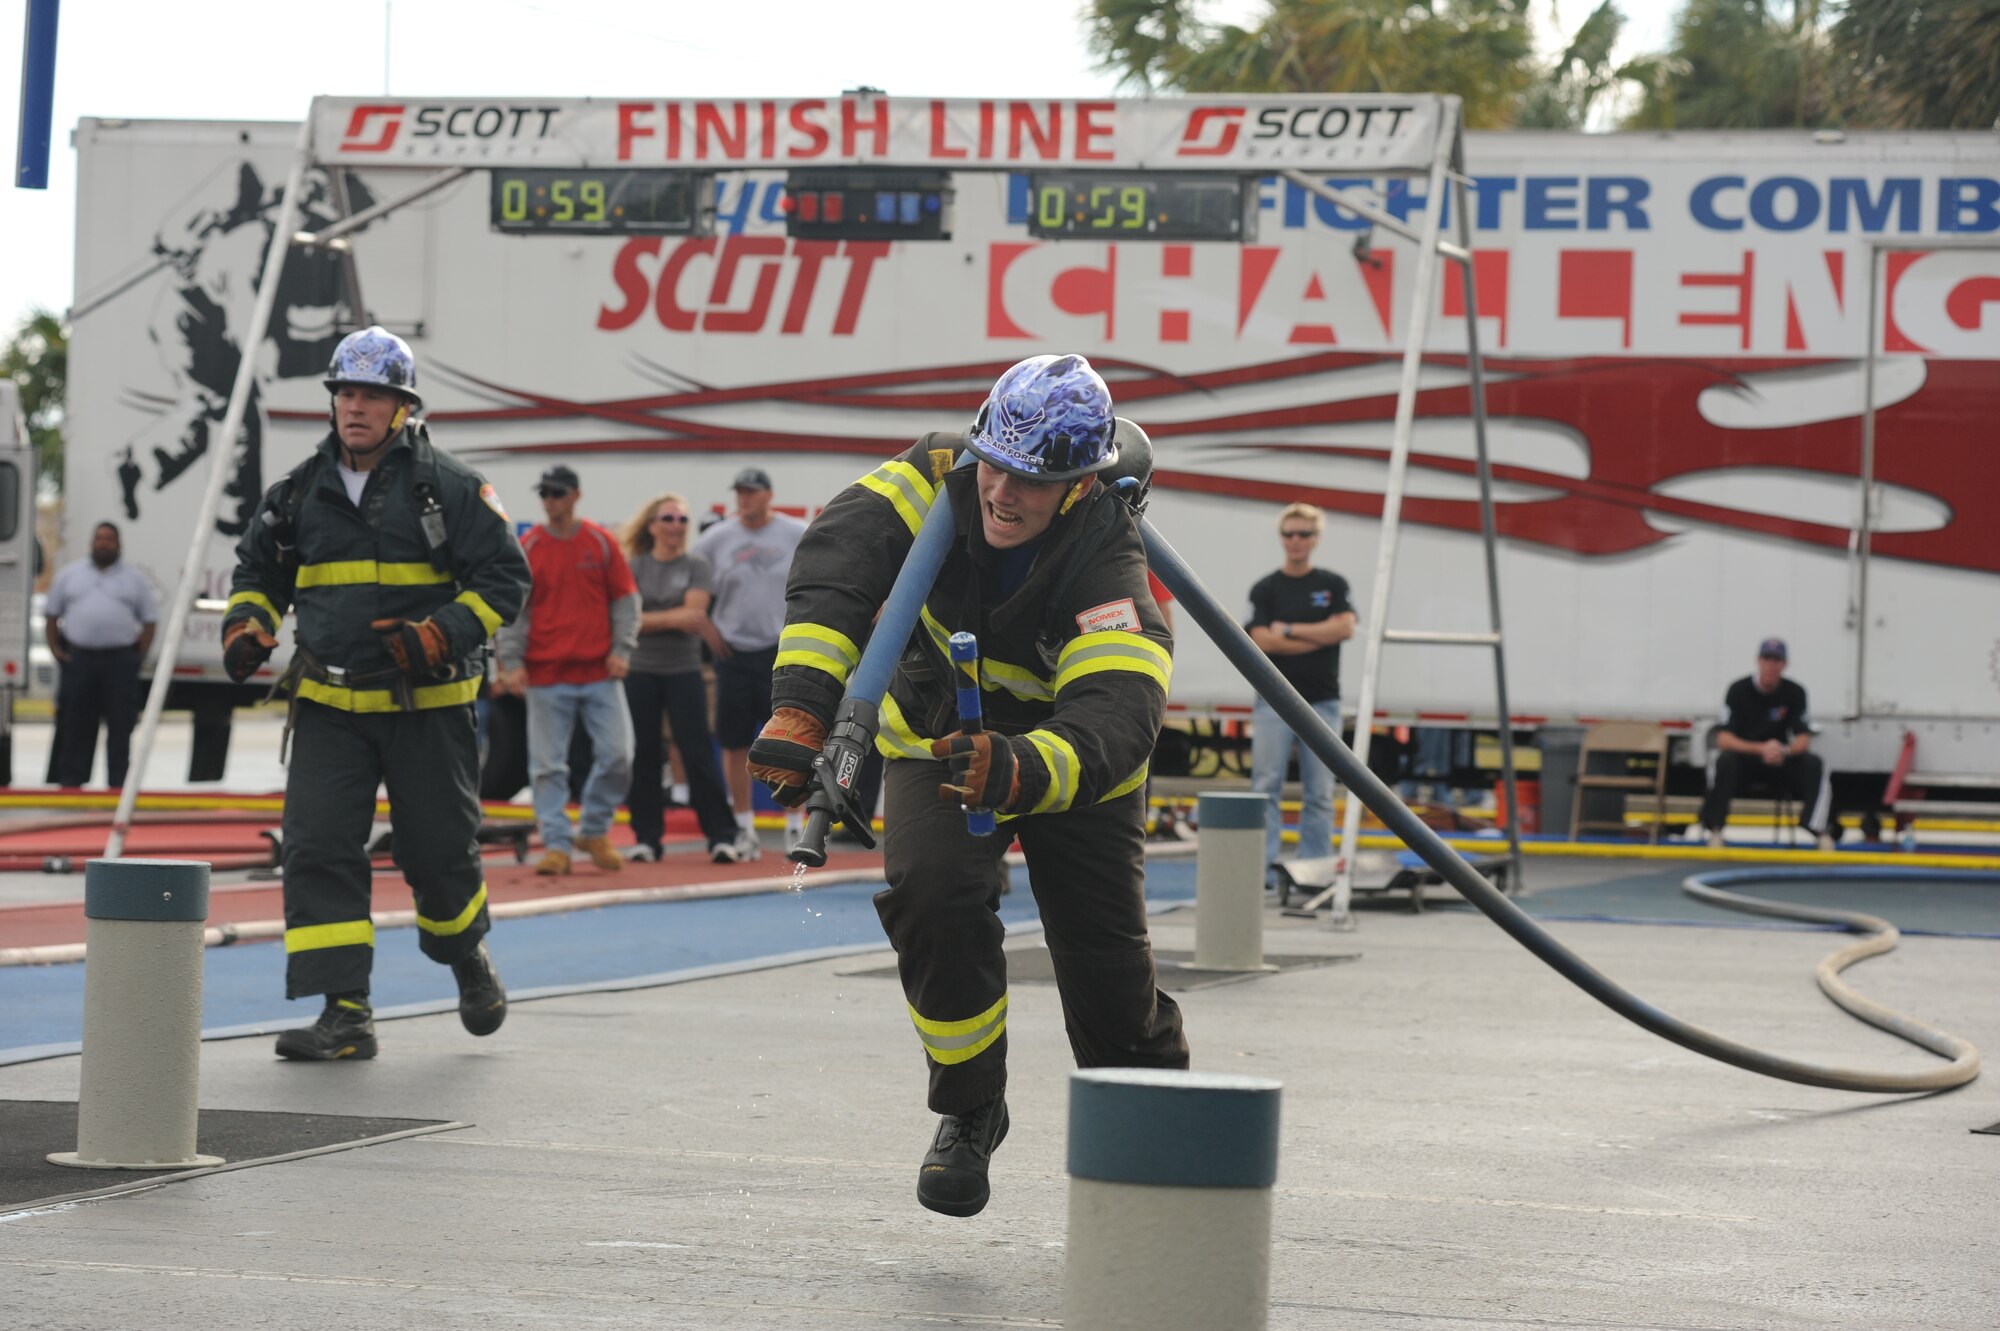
[1698,638,1835,851]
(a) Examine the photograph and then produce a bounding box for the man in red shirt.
[495,465,641,874]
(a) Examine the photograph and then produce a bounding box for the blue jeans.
[1250,695,1344,865]
[526,679,635,850]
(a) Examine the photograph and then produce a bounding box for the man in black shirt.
[1246,502,1356,871]
[1698,638,1835,851]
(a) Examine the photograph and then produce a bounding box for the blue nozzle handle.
[948,631,997,837]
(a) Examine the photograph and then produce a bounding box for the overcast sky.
[2,0,1680,334]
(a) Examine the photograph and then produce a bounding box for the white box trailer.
[0,384,39,783]
[63,111,2000,799]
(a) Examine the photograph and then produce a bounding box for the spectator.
[496,465,640,875]
[692,466,807,862]
[44,522,158,787]
[1245,503,1356,872]
[1698,638,1835,851]
[617,491,740,864]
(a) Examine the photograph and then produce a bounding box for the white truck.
[61,112,2000,813]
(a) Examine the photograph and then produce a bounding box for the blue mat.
[1,861,1199,1063]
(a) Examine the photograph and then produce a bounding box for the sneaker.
[275,998,377,1061]
[732,827,763,863]
[918,1095,1010,1217]
[624,843,659,864]
[575,834,624,872]
[709,839,742,864]
[1815,831,1837,853]
[535,848,572,876]
[451,942,507,1037]
[1705,830,1725,850]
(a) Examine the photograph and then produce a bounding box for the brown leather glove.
[748,707,826,808]
[930,732,1020,813]
[221,619,278,684]
[370,617,452,678]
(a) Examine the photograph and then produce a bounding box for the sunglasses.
[538,487,572,499]
[651,513,689,525]
[1281,530,1317,539]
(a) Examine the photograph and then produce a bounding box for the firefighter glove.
[370,617,453,678]
[931,732,1020,813]
[748,707,826,808]
[221,619,278,684]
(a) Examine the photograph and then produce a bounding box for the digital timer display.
[490,169,705,234]
[1026,173,1253,242]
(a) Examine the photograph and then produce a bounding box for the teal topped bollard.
[1064,1068,1283,1330]
[1188,791,1279,972]
[49,859,224,1170]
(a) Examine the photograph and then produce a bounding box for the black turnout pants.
[282,701,490,999]
[623,668,737,849]
[50,645,141,787]
[876,757,1189,1116]
[1699,749,1830,836]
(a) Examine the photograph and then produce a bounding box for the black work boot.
[917,1095,1010,1217]
[452,942,507,1036]
[275,996,377,1061]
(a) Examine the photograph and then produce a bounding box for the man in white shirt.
[44,522,159,787]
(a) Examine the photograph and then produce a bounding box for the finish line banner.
[311,94,1447,173]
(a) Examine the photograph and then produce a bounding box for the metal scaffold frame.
[105,92,1523,887]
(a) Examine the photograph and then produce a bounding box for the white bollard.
[1188,791,1277,972]
[49,859,223,1170]
[1064,1068,1283,1331]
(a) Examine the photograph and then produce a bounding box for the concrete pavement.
[4,862,1996,1330]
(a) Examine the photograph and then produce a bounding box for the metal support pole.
[1064,1069,1281,1331]
[1324,108,1457,927]
[105,119,314,860]
[49,859,224,1170]
[296,167,470,248]
[1448,129,1524,894]
[14,0,61,189]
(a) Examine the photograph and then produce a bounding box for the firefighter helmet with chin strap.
[325,325,423,412]
[965,354,1117,483]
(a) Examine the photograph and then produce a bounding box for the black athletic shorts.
[713,644,779,748]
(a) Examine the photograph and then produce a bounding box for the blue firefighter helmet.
[324,325,422,411]
[965,354,1117,482]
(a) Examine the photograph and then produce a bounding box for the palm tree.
[1620,0,1856,129]
[1,309,65,492]
[1086,0,1541,129]
[1834,0,2000,130]
[1515,0,1679,129]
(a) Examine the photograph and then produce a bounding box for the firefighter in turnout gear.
[750,355,1189,1216]
[223,326,530,1061]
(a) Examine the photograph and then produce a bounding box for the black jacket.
[225,424,529,712]
[770,436,1171,814]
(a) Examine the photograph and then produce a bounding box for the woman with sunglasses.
[617,492,741,862]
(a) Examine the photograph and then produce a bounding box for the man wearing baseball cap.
[495,464,640,875]
[691,465,807,862]
[1698,637,1835,851]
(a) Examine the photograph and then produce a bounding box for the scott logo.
[1177,107,1245,158]
[340,104,405,153]
[337,103,562,155]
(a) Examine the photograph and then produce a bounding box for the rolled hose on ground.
[1142,519,1980,1095]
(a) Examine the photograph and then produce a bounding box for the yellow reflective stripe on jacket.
[1022,729,1081,813]
[908,992,1008,1066]
[874,693,931,760]
[1054,631,1172,694]
[227,590,283,634]
[416,882,487,937]
[295,675,482,713]
[919,607,1053,702]
[455,590,503,637]
[776,622,862,685]
[857,459,938,536]
[284,918,376,954]
[1103,763,1149,803]
[297,560,455,589]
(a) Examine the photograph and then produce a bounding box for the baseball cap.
[1758,637,1788,661]
[536,464,580,496]
[731,466,773,492]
